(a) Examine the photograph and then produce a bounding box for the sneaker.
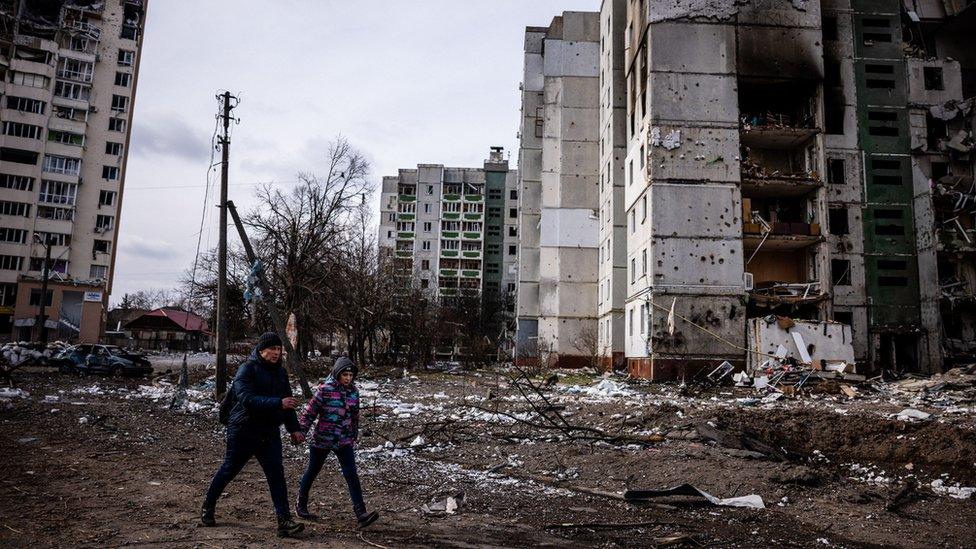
[276,517,305,538]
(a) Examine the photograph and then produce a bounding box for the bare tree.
[571,324,601,371]
[245,137,372,356]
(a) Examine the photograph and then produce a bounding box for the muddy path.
[0,370,974,548]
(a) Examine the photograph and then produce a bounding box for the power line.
[124,178,303,191]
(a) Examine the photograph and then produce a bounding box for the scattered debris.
[421,491,465,515]
[625,483,765,509]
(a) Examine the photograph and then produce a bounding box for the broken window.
[421,260,430,270]
[834,311,853,327]
[115,72,132,87]
[827,158,845,185]
[828,207,849,235]
[510,189,518,200]
[824,89,845,135]
[111,95,129,112]
[5,96,45,114]
[0,256,24,271]
[109,118,127,132]
[0,175,34,191]
[930,162,949,180]
[28,290,54,307]
[923,67,944,91]
[39,181,78,205]
[509,208,517,219]
[89,265,108,279]
[831,259,852,286]
[0,147,39,166]
[508,227,517,237]
[509,245,516,256]
[93,240,111,254]
[2,122,43,140]
[54,80,91,101]
[822,15,838,41]
[0,228,28,244]
[43,155,81,176]
[48,130,85,146]
[102,166,120,181]
[106,142,123,155]
[95,215,115,232]
[99,191,117,207]
[865,64,896,89]
[0,201,31,217]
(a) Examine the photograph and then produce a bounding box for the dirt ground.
[1,365,974,548]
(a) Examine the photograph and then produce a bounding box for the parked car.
[53,344,153,377]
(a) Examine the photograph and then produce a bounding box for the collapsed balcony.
[739,79,821,149]
[741,146,822,197]
[934,174,976,253]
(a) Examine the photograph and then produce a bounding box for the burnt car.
[104,346,153,370]
[53,344,153,377]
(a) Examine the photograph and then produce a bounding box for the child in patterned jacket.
[295,356,379,528]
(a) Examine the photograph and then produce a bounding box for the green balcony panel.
[440,269,458,277]
[462,251,481,258]
[397,213,415,221]
[462,270,481,278]
[441,250,459,257]
[443,194,461,201]
[463,213,483,221]
[442,231,459,238]
[443,212,461,220]
[397,232,415,239]
[463,232,481,239]
[399,194,416,202]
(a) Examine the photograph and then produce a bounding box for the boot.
[199,505,216,527]
[354,504,379,529]
[276,516,305,538]
[295,496,317,520]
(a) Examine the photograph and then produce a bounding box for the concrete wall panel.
[650,183,742,239]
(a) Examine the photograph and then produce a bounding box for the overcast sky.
[114,0,597,304]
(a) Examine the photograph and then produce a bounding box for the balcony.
[440,269,458,277]
[442,231,459,238]
[395,250,413,258]
[937,227,976,253]
[462,232,481,240]
[742,227,824,250]
[738,79,820,150]
[397,232,415,239]
[443,194,461,202]
[749,281,827,308]
[464,194,483,202]
[741,175,822,198]
[397,213,415,221]
[441,250,459,257]
[398,194,416,202]
[442,212,460,221]
[461,250,481,259]
[461,270,481,278]
[463,212,483,221]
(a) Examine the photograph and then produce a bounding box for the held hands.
[290,432,306,445]
[281,397,298,410]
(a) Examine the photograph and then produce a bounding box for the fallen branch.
[545,521,677,530]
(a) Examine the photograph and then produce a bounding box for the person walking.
[294,357,379,528]
[200,332,306,538]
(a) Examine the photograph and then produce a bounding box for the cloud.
[130,114,214,163]
[119,235,179,261]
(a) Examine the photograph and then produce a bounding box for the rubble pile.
[1,342,70,365]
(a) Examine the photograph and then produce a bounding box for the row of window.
[0,255,108,279]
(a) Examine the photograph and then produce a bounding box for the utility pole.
[35,234,52,344]
[215,91,238,397]
[226,201,313,398]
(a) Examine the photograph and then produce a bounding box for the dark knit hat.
[255,331,283,353]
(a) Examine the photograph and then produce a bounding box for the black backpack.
[218,386,236,425]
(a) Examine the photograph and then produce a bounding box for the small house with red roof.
[123,307,213,351]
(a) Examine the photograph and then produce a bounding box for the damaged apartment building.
[0,0,146,342]
[377,148,520,311]
[514,0,976,377]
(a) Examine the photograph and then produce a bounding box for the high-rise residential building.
[0,0,147,343]
[515,12,601,368]
[597,0,627,370]
[513,0,974,377]
[377,148,519,306]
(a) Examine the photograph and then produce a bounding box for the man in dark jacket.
[201,332,306,538]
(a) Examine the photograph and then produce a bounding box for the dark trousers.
[298,445,364,512]
[204,428,291,519]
